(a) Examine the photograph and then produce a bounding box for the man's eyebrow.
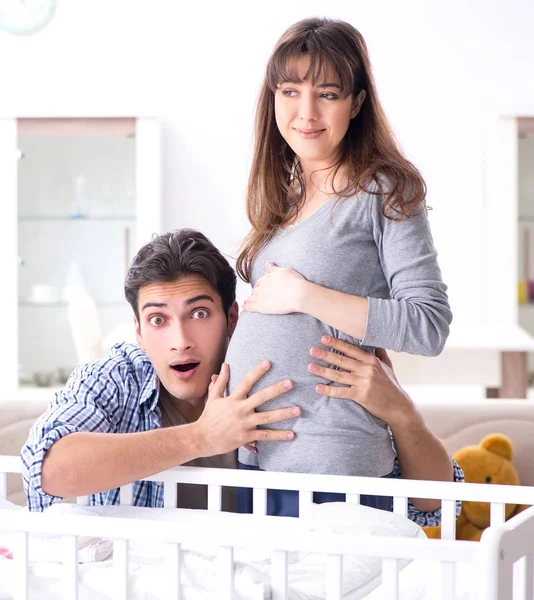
[141,295,216,312]
[185,294,216,306]
[141,302,167,312]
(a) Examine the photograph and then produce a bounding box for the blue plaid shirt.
[21,342,463,524]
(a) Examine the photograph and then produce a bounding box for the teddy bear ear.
[480,434,513,461]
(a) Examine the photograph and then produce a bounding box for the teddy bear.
[424,433,529,541]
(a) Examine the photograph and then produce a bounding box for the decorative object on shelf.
[68,288,105,364]
[61,260,84,304]
[70,173,90,219]
[33,371,54,387]
[28,283,58,304]
[57,365,74,384]
[0,0,57,36]
[528,228,534,302]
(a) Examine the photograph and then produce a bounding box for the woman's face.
[274,55,365,173]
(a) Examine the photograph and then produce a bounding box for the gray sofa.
[0,399,48,504]
[2,398,534,506]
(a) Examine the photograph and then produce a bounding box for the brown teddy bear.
[424,433,528,541]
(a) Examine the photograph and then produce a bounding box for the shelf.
[18,215,136,222]
[443,324,534,351]
[19,301,127,307]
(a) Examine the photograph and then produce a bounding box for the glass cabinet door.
[0,117,161,398]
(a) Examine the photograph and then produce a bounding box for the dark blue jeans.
[237,462,394,517]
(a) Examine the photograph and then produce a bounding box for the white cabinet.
[0,117,161,400]
[391,116,534,399]
[517,124,534,379]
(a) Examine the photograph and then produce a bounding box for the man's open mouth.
[171,363,200,373]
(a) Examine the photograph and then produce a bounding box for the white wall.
[1,0,534,379]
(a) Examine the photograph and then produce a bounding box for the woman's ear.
[351,90,367,119]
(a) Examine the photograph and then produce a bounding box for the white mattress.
[0,502,476,600]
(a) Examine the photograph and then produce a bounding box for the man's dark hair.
[125,229,237,320]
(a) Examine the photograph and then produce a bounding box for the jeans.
[236,462,394,517]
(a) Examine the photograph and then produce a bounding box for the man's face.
[134,275,238,406]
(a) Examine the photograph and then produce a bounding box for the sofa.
[418,400,534,486]
[2,398,534,506]
[0,399,48,505]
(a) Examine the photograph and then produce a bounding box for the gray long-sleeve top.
[226,190,452,477]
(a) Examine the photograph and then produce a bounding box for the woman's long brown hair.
[236,17,427,283]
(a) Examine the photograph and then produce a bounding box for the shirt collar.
[138,362,160,413]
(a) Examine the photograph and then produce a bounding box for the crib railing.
[2,455,534,600]
[145,464,534,537]
[3,508,486,600]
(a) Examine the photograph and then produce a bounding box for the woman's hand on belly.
[242,262,307,315]
[308,336,412,427]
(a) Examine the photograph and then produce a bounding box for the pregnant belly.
[225,311,328,404]
[227,314,393,475]
[225,312,385,432]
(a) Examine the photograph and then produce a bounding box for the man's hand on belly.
[194,361,301,457]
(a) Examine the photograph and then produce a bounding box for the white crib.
[1,454,534,600]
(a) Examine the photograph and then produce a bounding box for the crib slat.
[299,490,313,519]
[393,496,408,518]
[513,554,533,600]
[326,554,343,600]
[271,550,288,600]
[114,539,129,600]
[440,562,456,600]
[490,502,506,526]
[253,488,267,516]
[120,484,134,506]
[497,561,514,600]
[14,531,29,600]
[524,553,533,600]
[217,546,234,600]
[382,558,399,600]
[164,482,178,508]
[346,494,360,504]
[525,556,533,600]
[208,485,222,511]
[0,472,7,500]
[62,535,78,600]
[441,499,457,540]
[166,543,182,600]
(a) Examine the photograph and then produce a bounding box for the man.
[22,229,462,521]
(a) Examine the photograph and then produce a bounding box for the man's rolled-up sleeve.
[21,365,118,511]
[406,458,465,527]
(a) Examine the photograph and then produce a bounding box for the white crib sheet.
[0,558,478,600]
[0,501,476,600]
